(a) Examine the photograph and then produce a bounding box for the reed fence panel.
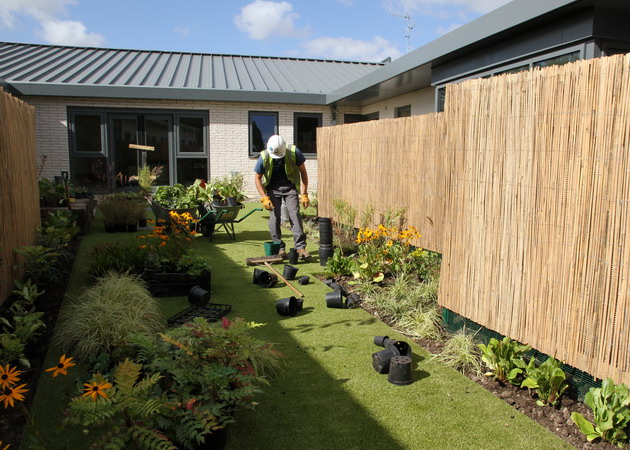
[317,54,630,384]
[0,89,39,304]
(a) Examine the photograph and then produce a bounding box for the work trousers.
[266,185,306,250]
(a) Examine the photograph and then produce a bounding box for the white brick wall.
[25,96,361,197]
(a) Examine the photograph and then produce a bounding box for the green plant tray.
[167,302,232,327]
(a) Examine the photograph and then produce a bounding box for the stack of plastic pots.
[318,217,334,266]
[371,335,414,385]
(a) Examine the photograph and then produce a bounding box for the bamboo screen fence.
[318,54,630,384]
[0,89,39,304]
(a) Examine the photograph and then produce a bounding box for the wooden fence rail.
[0,89,39,305]
[318,54,630,384]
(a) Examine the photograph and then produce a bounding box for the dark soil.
[0,240,79,449]
[336,278,620,450]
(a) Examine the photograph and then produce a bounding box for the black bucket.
[282,264,299,281]
[252,268,267,285]
[276,296,298,316]
[372,347,398,374]
[188,285,210,305]
[325,290,345,308]
[387,355,414,385]
[258,271,278,288]
[288,248,299,265]
[297,275,310,285]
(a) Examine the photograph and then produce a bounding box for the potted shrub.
[96,194,123,232]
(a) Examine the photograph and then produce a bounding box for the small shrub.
[324,248,356,277]
[478,337,530,385]
[56,272,164,362]
[87,241,147,277]
[13,245,64,287]
[521,356,569,406]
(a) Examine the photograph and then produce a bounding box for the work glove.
[260,196,273,211]
[299,193,310,209]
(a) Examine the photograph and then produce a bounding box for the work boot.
[278,248,288,259]
[297,248,311,260]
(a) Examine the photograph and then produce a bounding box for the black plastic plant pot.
[372,347,398,374]
[319,218,333,245]
[325,290,346,308]
[288,248,299,265]
[276,296,298,316]
[374,335,394,348]
[188,285,210,305]
[296,297,304,311]
[252,268,266,285]
[347,293,361,308]
[387,356,414,386]
[282,264,299,281]
[258,271,278,288]
[297,275,310,285]
[390,340,412,357]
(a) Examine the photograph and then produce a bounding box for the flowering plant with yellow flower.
[354,224,424,280]
[139,211,200,270]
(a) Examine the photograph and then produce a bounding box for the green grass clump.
[432,330,484,376]
[55,272,164,362]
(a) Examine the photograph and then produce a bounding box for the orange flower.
[82,381,112,401]
[0,439,11,449]
[0,365,21,390]
[0,383,28,408]
[45,354,76,378]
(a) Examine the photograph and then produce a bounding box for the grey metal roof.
[326,0,624,106]
[0,42,383,105]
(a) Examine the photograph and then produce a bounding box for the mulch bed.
[0,239,79,448]
[336,277,618,450]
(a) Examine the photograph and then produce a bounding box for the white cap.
[266,135,286,159]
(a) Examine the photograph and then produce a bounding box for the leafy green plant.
[86,241,147,277]
[64,358,172,449]
[0,333,28,368]
[432,330,483,375]
[571,378,630,447]
[38,178,67,207]
[55,272,164,362]
[153,184,198,209]
[137,164,163,197]
[477,337,530,385]
[176,251,212,278]
[211,172,247,204]
[119,317,283,448]
[13,245,63,287]
[96,194,125,226]
[521,356,569,406]
[11,279,45,310]
[324,248,356,277]
[38,210,80,249]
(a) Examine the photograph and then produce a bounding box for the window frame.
[68,110,107,157]
[395,105,411,118]
[175,113,208,156]
[249,111,278,158]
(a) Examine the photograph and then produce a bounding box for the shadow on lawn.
[204,236,407,450]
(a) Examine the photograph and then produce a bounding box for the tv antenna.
[390,12,414,53]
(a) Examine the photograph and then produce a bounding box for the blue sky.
[0,0,511,62]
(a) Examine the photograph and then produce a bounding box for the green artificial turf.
[26,203,571,449]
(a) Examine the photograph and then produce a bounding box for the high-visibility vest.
[261,145,300,189]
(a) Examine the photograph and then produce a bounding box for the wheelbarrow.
[198,204,262,241]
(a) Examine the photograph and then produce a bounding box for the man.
[254,135,310,259]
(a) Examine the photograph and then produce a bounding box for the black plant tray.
[142,271,211,297]
[167,302,232,327]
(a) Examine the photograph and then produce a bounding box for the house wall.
[23,96,361,197]
[360,87,436,118]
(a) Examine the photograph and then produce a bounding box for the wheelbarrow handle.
[233,207,263,223]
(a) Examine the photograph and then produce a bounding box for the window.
[496,64,529,75]
[395,105,411,118]
[344,114,364,124]
[533,51,579,68]
[363,112,379,121]
[294,113,322,155]
[603,42,630,56]
[69,108,208,189]
[249,111,278,156]
[436,87,446,113]
[176,115,207,185]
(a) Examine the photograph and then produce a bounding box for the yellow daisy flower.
[0,383,28,408]
[82,381,113,401]
[0,365,21,390]
[45,354,76,378]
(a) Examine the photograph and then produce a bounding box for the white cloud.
[302,36,402,62]
[40,19,104,46]
[234,0,309,40]
[0,0,105,46]
[173,26,191,36]
[384,0,511,17]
